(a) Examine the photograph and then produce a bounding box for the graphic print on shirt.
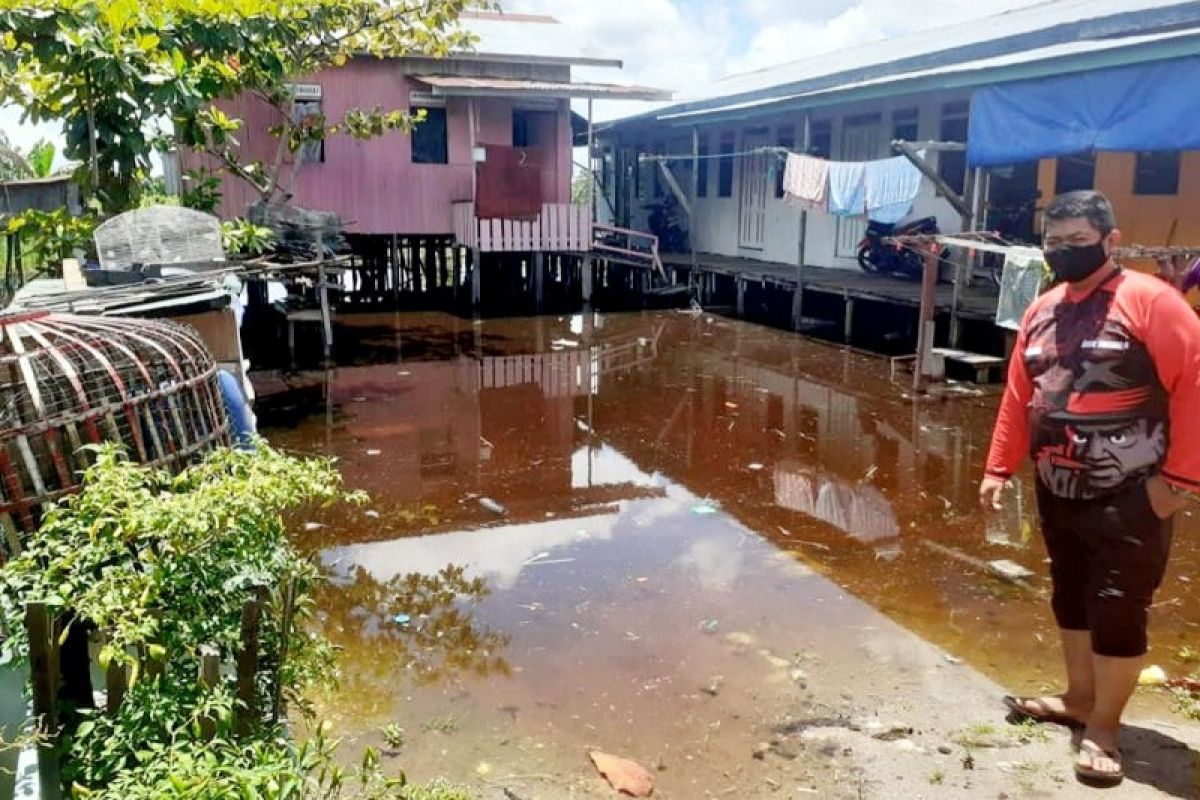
[1023,282,1168,499]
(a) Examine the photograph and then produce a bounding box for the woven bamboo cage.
[0,311,231,552]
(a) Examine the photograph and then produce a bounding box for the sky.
[505,0,1041,121]
[0,0,1040,158]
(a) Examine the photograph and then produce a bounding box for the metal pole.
[792,112,811,331]
[587,99,595,224]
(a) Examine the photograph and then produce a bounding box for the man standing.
[980,190,1200,787]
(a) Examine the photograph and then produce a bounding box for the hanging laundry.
[995,246,1047,331]
[782,153,828,211]
[827,161,867,216]
[864,155,923,224]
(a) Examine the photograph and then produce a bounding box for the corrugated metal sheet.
[417,75,671,101]
[632,0,1200,124]
[659,27,1200,121]
[458,12,623,68]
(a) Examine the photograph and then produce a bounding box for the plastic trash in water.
[1139,665,1168,686]
[699,619,720,634]
[985,480,1024,548]
[393,614,411,626]
[479,497,508,515]
[691,504,719,515]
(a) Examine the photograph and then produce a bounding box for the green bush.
[0,444,473,799]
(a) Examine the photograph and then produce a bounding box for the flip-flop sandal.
[1074,741,1124,788]
[1002,695,1086,729]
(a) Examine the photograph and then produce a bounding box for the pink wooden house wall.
[184,59,572,235]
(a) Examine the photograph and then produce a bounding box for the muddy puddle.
[258,310,1200,797]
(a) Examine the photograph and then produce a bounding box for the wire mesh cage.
[0,311,231,554]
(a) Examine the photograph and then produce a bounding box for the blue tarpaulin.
[968,57,1200,167]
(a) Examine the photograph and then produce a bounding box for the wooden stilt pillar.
[843,289,854,343]
[534,251,545,313]
[913,246,940,395]
[736,277,746,317]
[582,255,594,307]
[471,247,482,309]
[791,284,804,330]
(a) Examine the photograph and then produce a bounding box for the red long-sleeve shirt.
[986,267,1200,499]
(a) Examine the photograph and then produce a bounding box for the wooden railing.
[452,202,592,253]
[591,223,665,277]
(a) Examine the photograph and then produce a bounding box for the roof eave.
[645,34,1200,128]
[452,52,624,69]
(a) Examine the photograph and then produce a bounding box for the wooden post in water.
[843,290,855,343]
[582,255,594,307]
[26,603,62,799]
[534,252,545,313]
[736,277,746,317]
[470,247,482,310]
[913,245,940,395]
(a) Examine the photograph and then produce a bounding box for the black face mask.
[1045,242,1110,283]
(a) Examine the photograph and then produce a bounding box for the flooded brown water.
[258,310,1200,797]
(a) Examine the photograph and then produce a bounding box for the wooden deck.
[660,252,1000,321]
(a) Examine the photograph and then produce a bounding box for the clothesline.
[637,147,791,164]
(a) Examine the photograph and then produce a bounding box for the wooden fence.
[452,202,592,253]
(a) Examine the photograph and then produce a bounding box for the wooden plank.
[26,603,62,797]
[198,643,220,739]
[236,587,265,735]
[270,576,296,722]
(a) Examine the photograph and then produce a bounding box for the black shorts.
[1035,480,1174,658]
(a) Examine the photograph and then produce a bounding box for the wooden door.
[738,129,771,250]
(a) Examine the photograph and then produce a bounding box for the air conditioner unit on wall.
[288,84,323,100]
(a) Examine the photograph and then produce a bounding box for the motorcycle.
[643,195,689,254]
[856,216,942,280]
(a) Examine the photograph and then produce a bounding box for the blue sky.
[0,0,1037,157]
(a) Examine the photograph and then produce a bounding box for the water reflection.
[773,463,899,544]
[318,563,510,689]
[261,310,1198,716]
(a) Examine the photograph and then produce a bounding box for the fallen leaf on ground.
[589,751,654,797]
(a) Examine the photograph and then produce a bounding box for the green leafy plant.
[221,218,276,256]
[0,445,476,798]
[381,722,406,750]
[4,208,97,272]
[180,168,222,213]
[0,0,490,212]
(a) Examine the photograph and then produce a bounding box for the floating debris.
[588,751,654,797]
[699,619,720,634]
[392,614,411,626]
[1139,665,1168,686]
[691,503,719,515]
[986,559,1034,582]
[479,497,508,515]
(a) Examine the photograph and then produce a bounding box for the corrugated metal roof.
[659,26,1200,121]
[625,0,1200,125]
[457,12,623,68]
[416,75,672,101]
